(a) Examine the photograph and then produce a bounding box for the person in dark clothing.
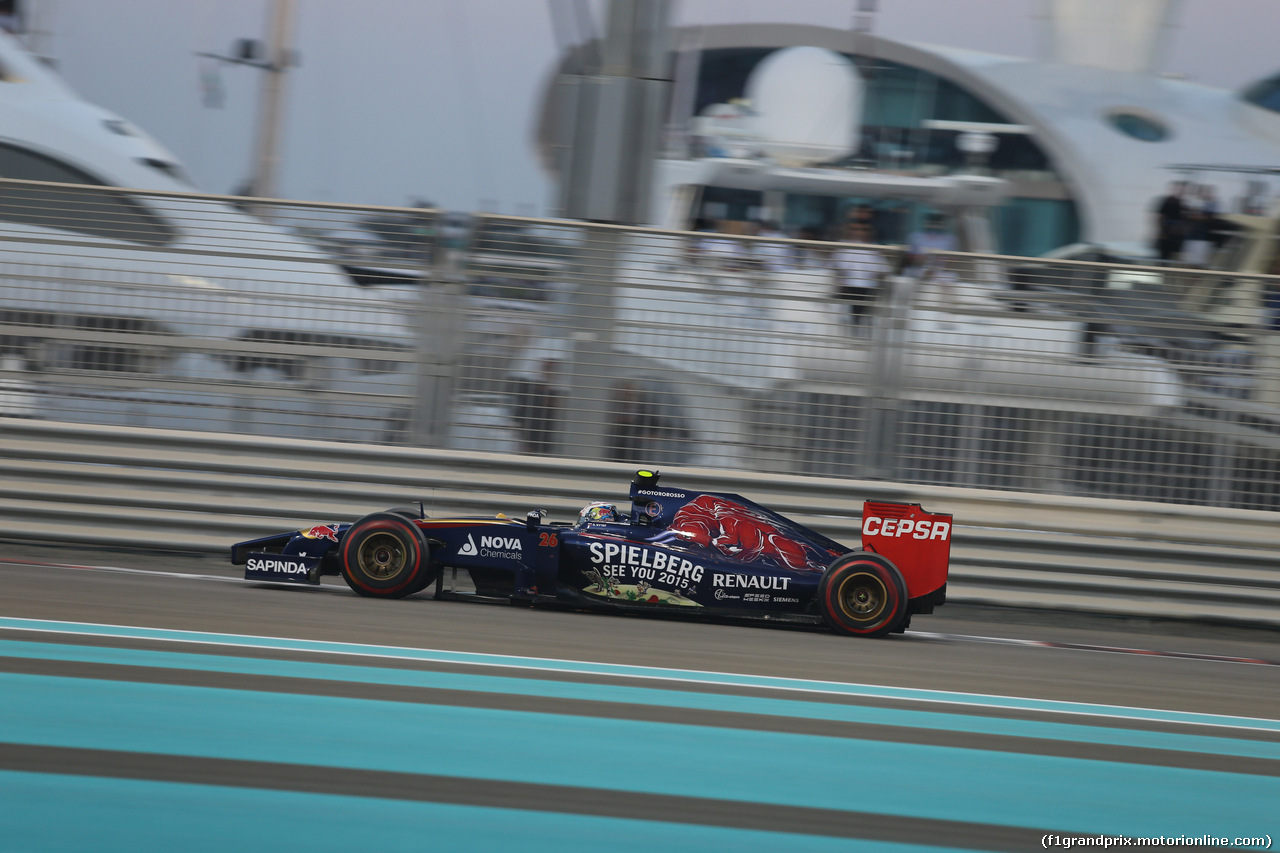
[1153,180,1188,261]
[507,357,563,455]
[606,380,661,463]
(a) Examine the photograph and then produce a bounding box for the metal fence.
[3,177,1280,511]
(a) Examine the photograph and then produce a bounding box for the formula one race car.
[230,471,952,637]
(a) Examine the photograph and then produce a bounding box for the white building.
[537,0,1280,258]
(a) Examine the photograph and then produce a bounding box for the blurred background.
[23,0,1280,212]
[1,0,1280,514]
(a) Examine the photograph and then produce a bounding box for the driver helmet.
[578,502,621,525]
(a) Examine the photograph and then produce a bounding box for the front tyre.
[339,512,433,598]
[818,553,908,638]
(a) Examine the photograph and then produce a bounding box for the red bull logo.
[300,524,339,543]
[668,495,827,571]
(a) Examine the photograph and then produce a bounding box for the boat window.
[1105,110,1170,142]
[0,142,175,246]
[227,329,409,380]
[1241,73,1280,114]
[44,315,170,375]
[139,157,194,187]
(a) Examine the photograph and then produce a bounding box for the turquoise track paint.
[0,671,1276,840]
[0,771,944,853]
[2,616,1277,733]
[0,638,1277,762]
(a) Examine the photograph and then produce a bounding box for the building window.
[696,49,1055,174]
[994,197,1081,257]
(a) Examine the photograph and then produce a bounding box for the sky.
[32,0,1280,216]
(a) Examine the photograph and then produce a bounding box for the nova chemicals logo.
[458,533,521,560]
[479,535,522,560]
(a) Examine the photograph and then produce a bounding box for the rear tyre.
[339,512,434,598]
[818,553,908,638]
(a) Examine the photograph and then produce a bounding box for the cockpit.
[576,502,624,526]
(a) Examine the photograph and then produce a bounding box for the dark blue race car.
[231,470,952,637]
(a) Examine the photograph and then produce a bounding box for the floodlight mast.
[197,0,296,202]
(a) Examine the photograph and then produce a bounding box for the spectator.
[792,225,826,268]
[506,351,565,455]
[753,220,791,273]
[697,220,748,270]
[905,212,957,283]
[605,379,691,464]
[845,204,877,242]
[831,220,889,328]
[1182,183,1220,266]
[1153,180,1188,261]
[685,217,715,265]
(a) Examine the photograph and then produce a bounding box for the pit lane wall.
[2,416,1278,627]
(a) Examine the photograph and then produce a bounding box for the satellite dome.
[744,46,863,167]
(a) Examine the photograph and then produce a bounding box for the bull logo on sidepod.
[663,495,833,571]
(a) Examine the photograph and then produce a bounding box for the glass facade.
[994,197,1081,259]
[693,47,1079,256]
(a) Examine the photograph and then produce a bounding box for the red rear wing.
[861,501,952,599]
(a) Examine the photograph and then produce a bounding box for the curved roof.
[537,22,1280,247]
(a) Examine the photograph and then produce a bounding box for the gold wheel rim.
[837,571,887,622]
[358,531,407,581]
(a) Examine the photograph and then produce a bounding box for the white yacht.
[0,31,417,439]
